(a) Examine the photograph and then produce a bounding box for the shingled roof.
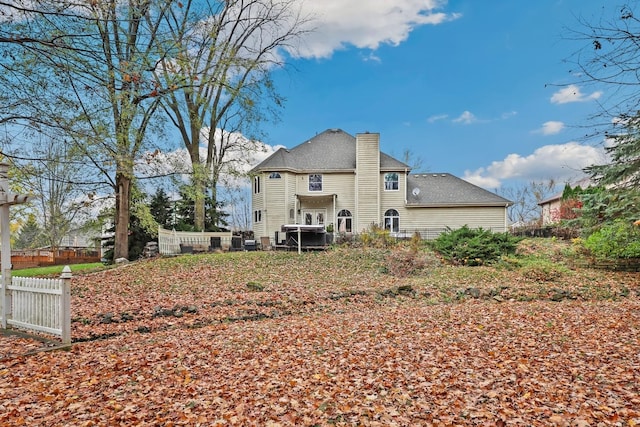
[406,173,512,207]
[251,128,409,172]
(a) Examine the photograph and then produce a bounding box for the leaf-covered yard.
[1,247,639,426]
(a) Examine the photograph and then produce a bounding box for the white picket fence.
[0,266,71,344]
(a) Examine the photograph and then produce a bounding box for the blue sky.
[255,0,612,191]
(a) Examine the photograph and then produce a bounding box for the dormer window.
[384,173,399,191]
[309,174,322,192]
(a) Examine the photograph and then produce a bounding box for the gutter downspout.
[404,168,408,205]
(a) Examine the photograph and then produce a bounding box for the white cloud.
[452,110,479,125]
[137,130,284,189]
[427,114,449,123]
[361,52,382,62]
[461,173,502,190]
[295,1,461,59]
[550,84,602,104]
[534,121,565,135]
[463,142,606,188]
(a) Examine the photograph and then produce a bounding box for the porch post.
[60,266,72,345]
[332,194,336,231]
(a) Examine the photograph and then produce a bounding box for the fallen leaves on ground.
[1,247,639,426]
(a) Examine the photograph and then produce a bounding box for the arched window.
[383,209,399,233]
[337,209,352,233]
[269,172,281,179]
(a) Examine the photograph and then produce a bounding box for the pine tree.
[15,214,44,249]
[585,115,640,189]
[149,187,174,229]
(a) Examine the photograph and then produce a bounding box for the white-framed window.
[384,173,399,191]
[337,209,352,233]
[269,172,281,179]
[384,209,399,233]
[309,174,322,192]
[254,210,262,223]
[253,176,261,194]
[303,209,325,226]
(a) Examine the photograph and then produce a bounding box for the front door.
[302,209,326,227]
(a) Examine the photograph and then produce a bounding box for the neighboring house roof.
[406,173,513,207]
[251,128,409,173]
[538,177,594,206]
[538,192,562,206]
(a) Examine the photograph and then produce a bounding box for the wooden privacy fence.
[9,249,100,270]
[158,228,234,255]
[0,266,72,344]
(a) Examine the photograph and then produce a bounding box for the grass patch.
[12,263,107,277]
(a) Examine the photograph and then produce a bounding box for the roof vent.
[412,188,421,197]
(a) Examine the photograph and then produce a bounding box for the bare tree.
[401,149,428,173]
[499,180,558,225]
[8,133,102,249]
[565,2,640,136]
[156,0,309,230]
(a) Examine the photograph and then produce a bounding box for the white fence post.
[60,266,72,345]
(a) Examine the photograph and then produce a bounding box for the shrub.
[383,247,439,277]
[520,259,568,282]
[431,225,521,266]
[358,224,396,248]
[584,221,640,260]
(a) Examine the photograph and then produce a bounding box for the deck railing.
[157,228,234,255]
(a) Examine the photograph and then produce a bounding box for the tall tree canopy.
[1,0,305,257]
[1,0,187,259]
[156,0,308,230]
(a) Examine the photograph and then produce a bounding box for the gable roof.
[406,173,512,207]
[251,128,409,173]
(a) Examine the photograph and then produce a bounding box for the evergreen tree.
[585,115,640,189]
[173,188,229,232]
[14,214,44,249]
[149,187,174,229]
[582,117,640,229]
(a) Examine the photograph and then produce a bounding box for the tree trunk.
[114,173,131,260]
[189,149,206,231]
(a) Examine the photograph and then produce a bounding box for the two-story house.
[250,129,512,246]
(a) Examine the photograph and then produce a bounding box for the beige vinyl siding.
[402,206,508,233]
[380,172,406,215]
[541,199,561,225]
[356,133,380,231]
[250,173,264,237]
[263,173,286,242]
[323,173,355,225]
[285,172,297,226]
